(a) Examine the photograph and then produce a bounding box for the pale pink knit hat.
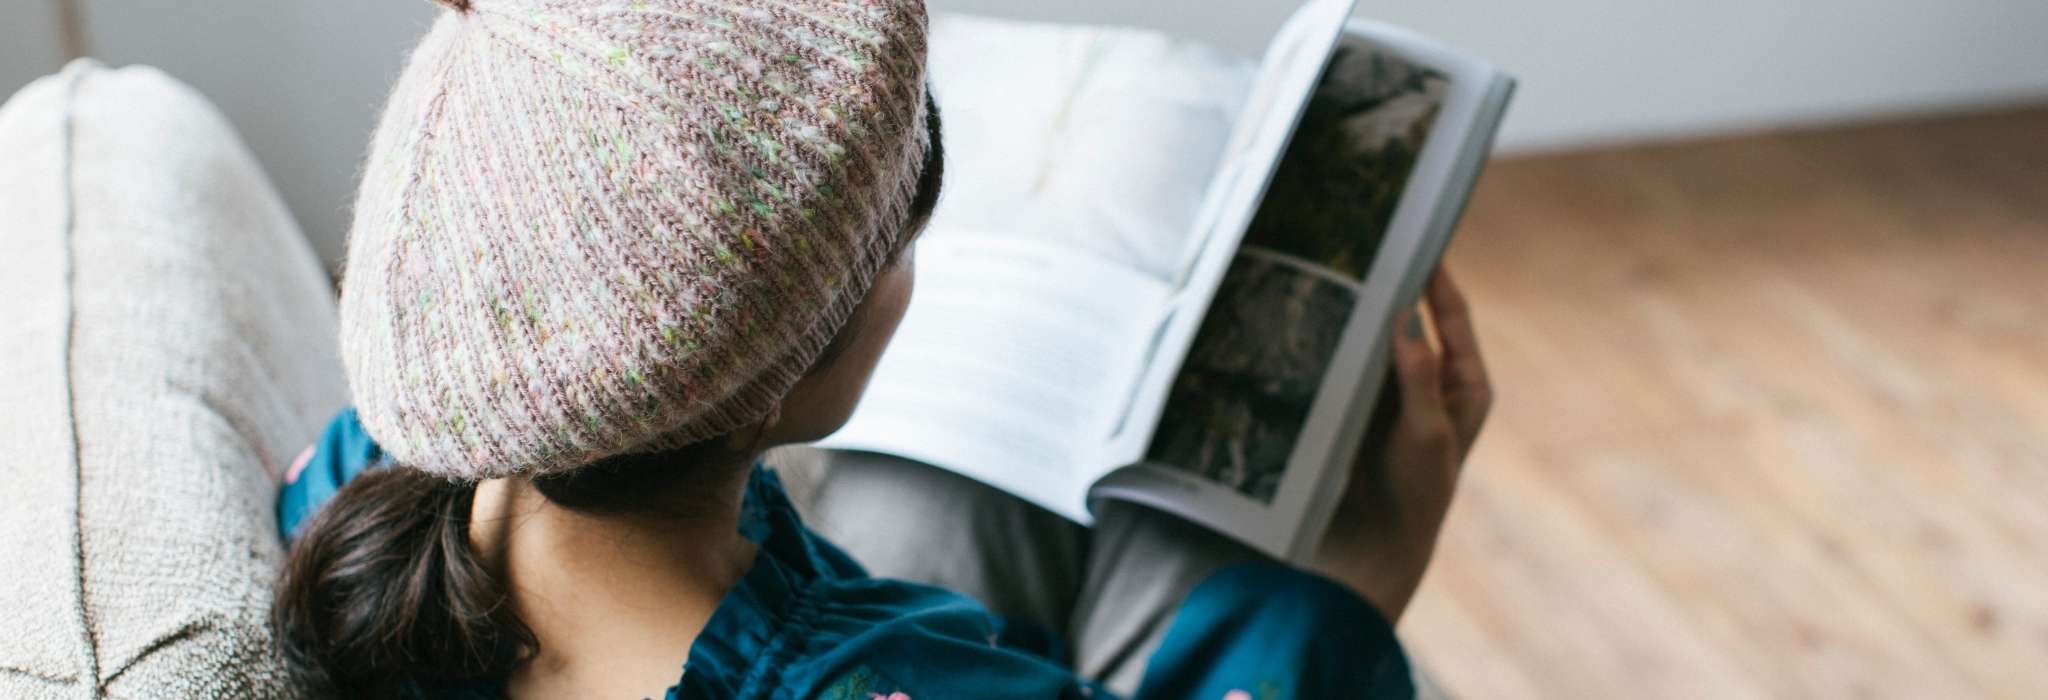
[339,0,931,480]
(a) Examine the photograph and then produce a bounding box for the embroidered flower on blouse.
[825,666,909,700]
[284,444,316,483]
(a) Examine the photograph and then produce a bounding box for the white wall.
[76,1,441,266]
[4,0,2046,266]
[0,1,62,114]
[1380,0,2048,150]
[931,0,2048,151]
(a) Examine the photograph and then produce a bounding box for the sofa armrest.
[0,59,345,699]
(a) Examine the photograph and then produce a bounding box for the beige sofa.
[0,59,344,698]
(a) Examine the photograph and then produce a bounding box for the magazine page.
[816,234,1170,522]
[815,13,1255,522]
[1097,0,1360,461]
[821,0,1357,522]
[1092,22,1514,560]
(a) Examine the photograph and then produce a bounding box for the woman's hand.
[1311,268,1492,623]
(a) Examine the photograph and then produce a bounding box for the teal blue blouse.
[279,410,1414,699]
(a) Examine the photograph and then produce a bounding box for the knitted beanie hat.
[339,0,931,481]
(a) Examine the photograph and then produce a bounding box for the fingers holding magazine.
[1427,268,1493,448]
[1313,267,1491,622]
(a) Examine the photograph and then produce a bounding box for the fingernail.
[1403,311,1424,341]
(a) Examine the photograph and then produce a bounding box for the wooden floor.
[1405,106,2048,699]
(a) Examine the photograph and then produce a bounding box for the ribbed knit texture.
[340,0,931,480]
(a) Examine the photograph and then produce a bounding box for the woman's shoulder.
[678,570,1098,699]
[671,467,1101,700]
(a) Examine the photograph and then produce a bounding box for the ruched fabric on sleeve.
[1134,563,1414,699]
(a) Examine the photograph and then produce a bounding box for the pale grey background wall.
[5,0,2047,267]
[73,1,443,267]
[0,1,62,114]
[972,0,2048,148]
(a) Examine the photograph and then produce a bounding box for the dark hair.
[274,96,944,696]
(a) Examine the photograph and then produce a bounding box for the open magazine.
[820,0,1516,561]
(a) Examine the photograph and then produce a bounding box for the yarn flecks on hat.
[340,0,931,480]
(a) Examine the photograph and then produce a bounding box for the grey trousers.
[770,447,1445,697]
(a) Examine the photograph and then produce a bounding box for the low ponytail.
[272,466,534,697]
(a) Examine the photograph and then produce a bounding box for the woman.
[273,0,1493,697]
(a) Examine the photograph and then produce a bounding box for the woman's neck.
[469,463,759,698]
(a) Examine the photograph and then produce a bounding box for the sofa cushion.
[0,59,345,698]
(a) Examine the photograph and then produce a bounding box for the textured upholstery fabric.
[0,60,345,698]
